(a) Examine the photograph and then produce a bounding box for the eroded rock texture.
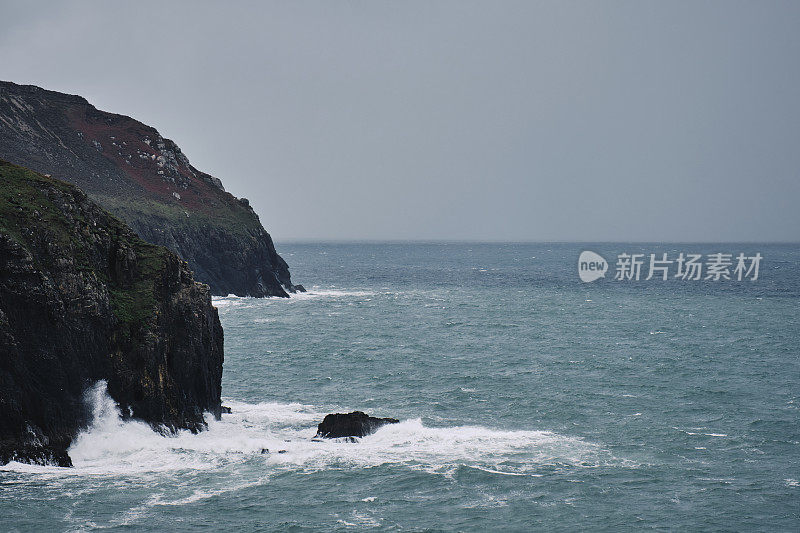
[0,80,298,297]
[0,161,224,466]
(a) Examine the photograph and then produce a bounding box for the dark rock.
[315,411,399,439]
[0,80,301,297]
[221,406,232,414]
[284,283,306,294]
[0,161,224,466]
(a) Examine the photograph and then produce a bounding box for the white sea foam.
[673,427,730,438]
[2,382,609,478]
[285,288,377,300]
[212,288,378,309]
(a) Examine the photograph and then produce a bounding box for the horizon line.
[274,239,800,245]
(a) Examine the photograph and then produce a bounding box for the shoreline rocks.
[315,411,399,439]
[0,80,301,297]
[0,161,224,466]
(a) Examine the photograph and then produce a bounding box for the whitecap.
[9,383,614,480]
[287,288,377,300]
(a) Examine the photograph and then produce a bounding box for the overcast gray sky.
[1,1,798,241]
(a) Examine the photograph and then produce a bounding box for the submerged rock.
[315,411,399,439]
[0,161,224,466]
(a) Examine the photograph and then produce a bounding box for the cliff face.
[0,160,224,466]
[0,80,298,297]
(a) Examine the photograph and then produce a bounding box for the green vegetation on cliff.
[0,80,297,297]
[0,159,224,466]
[0,160,163,331]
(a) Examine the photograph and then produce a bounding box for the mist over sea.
[2,243,798,531]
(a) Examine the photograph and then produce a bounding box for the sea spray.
[50,385,609,477]
[5,243,796,531]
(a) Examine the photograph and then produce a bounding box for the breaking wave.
[2,382,611,478]
[212,288,378,310]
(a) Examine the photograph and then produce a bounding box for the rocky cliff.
[0,160,224,466]
[0,80,298,297]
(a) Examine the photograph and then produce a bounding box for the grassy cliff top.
[0,159,175,331]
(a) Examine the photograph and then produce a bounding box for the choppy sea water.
[2,243,798,531]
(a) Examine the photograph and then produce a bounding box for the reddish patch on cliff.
[65,104,229,214]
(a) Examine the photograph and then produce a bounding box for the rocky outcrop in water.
[315,412,399,439]
[0,161,224,466]
[0,80,300,297]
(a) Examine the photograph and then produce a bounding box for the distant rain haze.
[1,1,798,242]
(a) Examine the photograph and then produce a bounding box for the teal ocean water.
[2,243,798,531]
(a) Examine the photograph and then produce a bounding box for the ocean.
[1,243,798,531]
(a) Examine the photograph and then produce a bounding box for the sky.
[1,1,798,242]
